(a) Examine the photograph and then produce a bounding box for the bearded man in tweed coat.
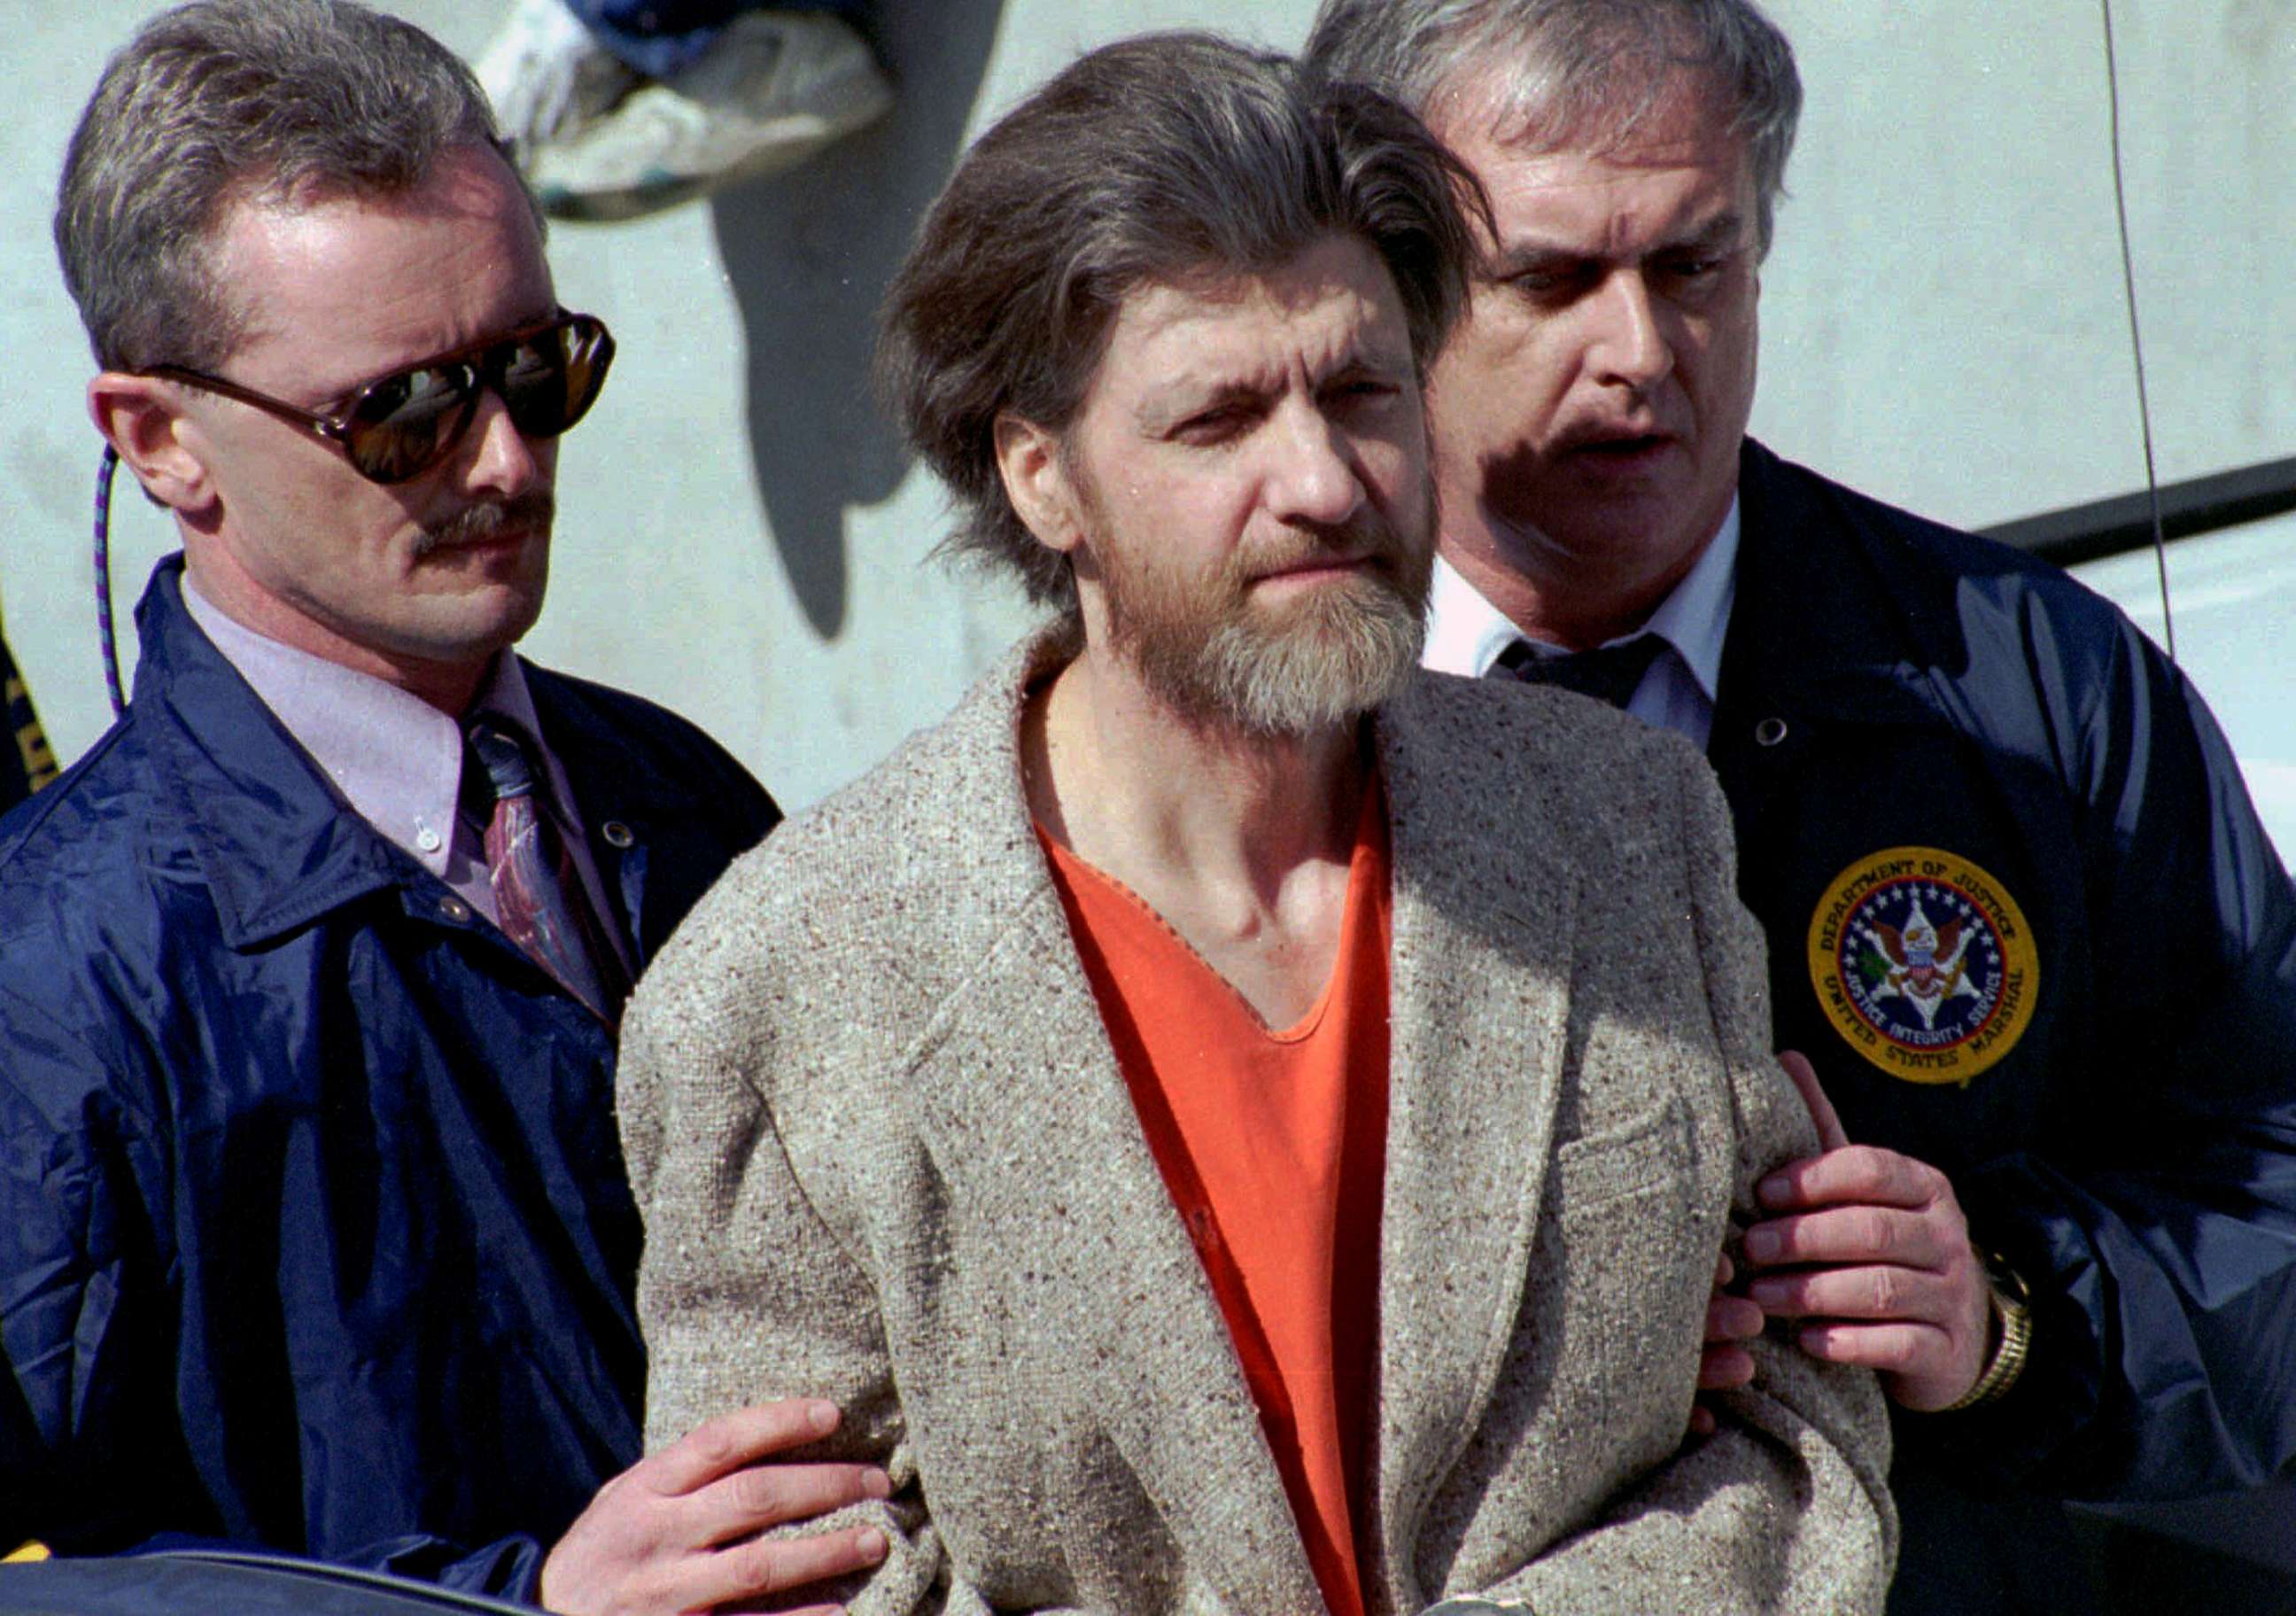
[619,33,1892,1616]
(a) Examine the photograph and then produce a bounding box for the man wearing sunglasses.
[0,3,885,1612]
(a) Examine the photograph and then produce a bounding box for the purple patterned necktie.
[464,715,625,1023]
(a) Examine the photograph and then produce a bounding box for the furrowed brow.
[1483,237,1590,282]
[1323,335,1416,383]
[1665,210,1749,256]
[1136,375,1267,432]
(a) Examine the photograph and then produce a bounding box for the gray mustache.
[417,491,556,556]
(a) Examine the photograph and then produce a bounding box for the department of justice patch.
[1805,846,2038,1085]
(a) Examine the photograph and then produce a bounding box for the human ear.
[992,412,1083,558]
[88,373,217,518]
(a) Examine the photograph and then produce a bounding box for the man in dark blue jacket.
[2,3,886,1612]
[1308,1,2296,1611]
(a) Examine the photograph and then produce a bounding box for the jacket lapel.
[902,641,1324,1616]
[134,561,408,948]
[1364,680,1578,1606]
[542,722,651,965]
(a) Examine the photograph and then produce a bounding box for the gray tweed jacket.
[620,636,1895,1615]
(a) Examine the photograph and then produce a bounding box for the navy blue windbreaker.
[0,559,778,1596]
[1713,442,2296,1609]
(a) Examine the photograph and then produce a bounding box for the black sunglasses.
[136,309,616,485]
[89,309,617,721]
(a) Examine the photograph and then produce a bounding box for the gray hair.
[56,0,526,374]
[877,31,1487,616]
[1304,0,1802,254]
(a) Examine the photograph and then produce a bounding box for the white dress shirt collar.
[179,574,571,925]
[180,573,635,981]
[1423,498,1738,686]
[1421,497,1741,748]
[184,577,475,876]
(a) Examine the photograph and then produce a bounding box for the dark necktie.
[464,715,626,1023]
[1493,633,1667,711]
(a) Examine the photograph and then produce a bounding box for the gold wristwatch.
[1942,1247,2033,1411]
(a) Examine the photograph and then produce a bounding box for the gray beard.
[1106,551,1431,740]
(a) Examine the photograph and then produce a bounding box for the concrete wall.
[4,1,2289,813]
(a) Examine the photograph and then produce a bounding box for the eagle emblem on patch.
[1804,846,2038,1085]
